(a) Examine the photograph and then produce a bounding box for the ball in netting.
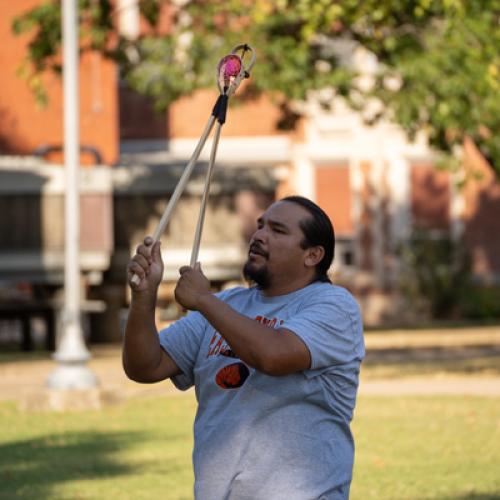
[217,54,242,89]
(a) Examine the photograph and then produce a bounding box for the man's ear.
[304,246,325,269]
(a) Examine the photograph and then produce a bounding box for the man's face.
[243,201,312,290]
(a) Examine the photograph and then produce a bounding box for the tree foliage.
[12,0,500,175]
[397,228,472,319]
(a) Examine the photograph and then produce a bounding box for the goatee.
[243,261,271,290]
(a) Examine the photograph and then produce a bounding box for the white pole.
[47,0,98,389]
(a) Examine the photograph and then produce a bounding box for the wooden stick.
[130,114,216,286]
[152,114,216,241]
[190,121,222,267]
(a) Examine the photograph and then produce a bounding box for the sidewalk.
[0,344,178,403]
[1,325,499,403]
[361,324,500,396]
[359,376,500,396]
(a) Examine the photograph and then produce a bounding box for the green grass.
[0,349,51,364]
[0,395,196,500]
[351,396,500,500]
[1,394,500,500]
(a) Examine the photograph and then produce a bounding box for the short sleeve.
[281,290,364,370]
[159,310,207,390]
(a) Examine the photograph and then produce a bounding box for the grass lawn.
[1,394,499,499]
[351,396,500,500]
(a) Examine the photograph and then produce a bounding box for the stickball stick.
[130,44,256,286]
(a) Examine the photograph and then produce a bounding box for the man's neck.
[260,274,317,297]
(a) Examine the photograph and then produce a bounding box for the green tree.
[12,0,500,175]
[397,228,472,319]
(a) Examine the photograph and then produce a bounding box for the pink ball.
[218,54,242,80]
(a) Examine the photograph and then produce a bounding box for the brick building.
[1,0,499,341]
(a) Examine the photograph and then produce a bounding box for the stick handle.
[153,114,216,241]
[190,122,222,267]
[130,115,217,286]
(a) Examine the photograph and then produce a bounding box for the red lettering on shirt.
[254,315,285,329]
[206,314,285,359]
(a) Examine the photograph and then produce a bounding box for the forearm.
[123,291,163,382]
[196,294,305,375]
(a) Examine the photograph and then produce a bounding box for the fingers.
[179,265,191,276]
[136,239,153,264]
[151,240,162,262]
[128,236,156,285]
[134,252,151,269]
[127,263,145,285]
[133,237,159,263]
[179,262,202,276]
[128,271,142,289]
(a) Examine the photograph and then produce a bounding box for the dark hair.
[281,195,335,283]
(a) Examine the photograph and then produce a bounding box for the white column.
[292,144,316,200]
[387,153,412,243]
[117,0,140,40]
[450,171,465,241]
[47,0,98,390]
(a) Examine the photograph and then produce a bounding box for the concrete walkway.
[1,325,499,403]
[361,325,500,396]
[360,376,500,397]
[0,345,177,404]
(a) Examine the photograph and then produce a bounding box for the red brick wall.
[315,165,352,236]
[462,138,500,277]
[169,88,288,138]
[119,86,167,140]
[358,161,375,272]
[0,0,118,165]
[410,164,450,230]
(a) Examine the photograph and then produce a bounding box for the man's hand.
[127,236,164,295]
[175,262,211,310]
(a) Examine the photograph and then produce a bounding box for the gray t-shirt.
[159,281,364,500]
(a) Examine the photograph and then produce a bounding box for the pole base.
[20,387,123,412]
[46,362,99,390]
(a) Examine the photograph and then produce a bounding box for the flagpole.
[47,0,98,390]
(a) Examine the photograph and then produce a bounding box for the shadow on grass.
[364,344,500,377]
[0,430,144,499]
[0,349,51,364]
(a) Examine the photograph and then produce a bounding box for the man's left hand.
[174,262,211,310]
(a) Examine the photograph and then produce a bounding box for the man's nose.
[251,225,267,242]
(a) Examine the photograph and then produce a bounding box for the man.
[124,195,365,500]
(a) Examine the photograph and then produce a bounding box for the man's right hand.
[127,236,164,294]
[124,236,181,383]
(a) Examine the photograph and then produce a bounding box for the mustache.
[249,242,269,258]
